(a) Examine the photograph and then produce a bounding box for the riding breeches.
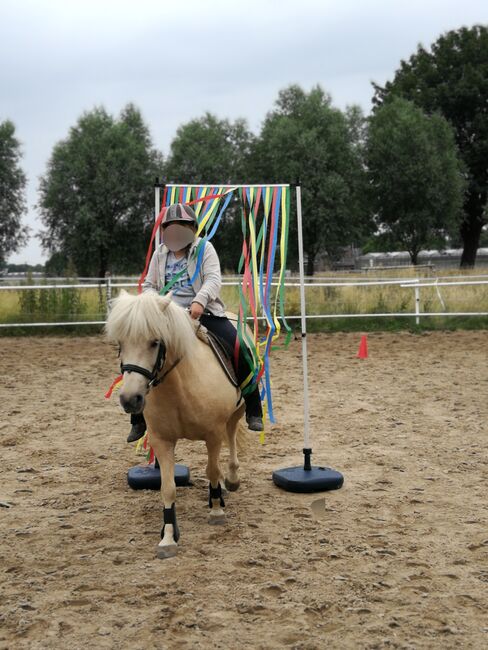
[200,313,262,418]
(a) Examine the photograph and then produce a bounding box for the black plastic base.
[272,466,344,493]
[127,463,191,490]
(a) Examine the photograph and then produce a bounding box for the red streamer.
[104,374,123,399]
[136,188,230,293]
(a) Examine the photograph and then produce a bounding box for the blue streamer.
[259,186,282,422]
[162,184,283,425]
[162,187,234,295]
[187,190,233,285]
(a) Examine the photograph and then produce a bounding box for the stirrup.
[127,423,146,443]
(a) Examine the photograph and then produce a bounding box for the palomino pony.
[105,290,245,559]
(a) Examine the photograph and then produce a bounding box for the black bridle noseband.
[119,340,179,389]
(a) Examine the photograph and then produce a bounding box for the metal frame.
[165,183,290,189]
[163,182,330,483]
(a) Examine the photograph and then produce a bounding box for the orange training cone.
[356,334,368,359]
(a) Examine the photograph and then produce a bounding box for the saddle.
[196,325,239,388]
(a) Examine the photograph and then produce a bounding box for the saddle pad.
[203,328,239,388]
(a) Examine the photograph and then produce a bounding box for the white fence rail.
[1,276,488,328]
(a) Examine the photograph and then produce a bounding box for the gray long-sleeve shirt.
[142,237,226,316]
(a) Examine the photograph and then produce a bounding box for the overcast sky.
[2,0,487,265]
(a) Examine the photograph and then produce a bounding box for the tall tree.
[164,113,255,271]
[39,104,163,277]
[373,25,488,267]
[165,112,253,184]
[0,120,28,268]
[250,85,367,274]
[367,97,464,264]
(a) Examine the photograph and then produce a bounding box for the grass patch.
[2,267,488,336]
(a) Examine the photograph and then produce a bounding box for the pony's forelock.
[105,291,197,357]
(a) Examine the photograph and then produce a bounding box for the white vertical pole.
[415,281,420,325]
[295,185,312,463]
[155,184,161,249]
[105,272,111,317]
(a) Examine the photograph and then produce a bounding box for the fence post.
[415,281,421,325]
[105,272,111,319]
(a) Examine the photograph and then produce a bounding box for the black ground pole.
[127,458,191,490]
[272,183,344,494]
[272,448,344,493]
[126,179,191,491]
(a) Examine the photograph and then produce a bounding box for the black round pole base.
[272,465,344,493]
[127,462,191,490]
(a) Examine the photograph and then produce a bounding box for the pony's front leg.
[206,438,226,525]
[150,437,179,559]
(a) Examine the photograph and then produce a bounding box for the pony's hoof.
[208,510,226,525]
[156,542,178,559]
[224,477,240,492]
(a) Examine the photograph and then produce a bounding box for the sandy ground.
[0,331,487,650]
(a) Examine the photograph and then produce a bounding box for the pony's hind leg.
[206,438,226,525]
[150,436,179,559]
[224,410,243,492]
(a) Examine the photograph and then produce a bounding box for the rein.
[120,340,182,390]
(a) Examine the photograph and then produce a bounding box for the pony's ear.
[158,293,172,312]
[119,289,129,297]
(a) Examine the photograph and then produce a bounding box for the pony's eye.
[117,343,121,357]
[150,340,159,349]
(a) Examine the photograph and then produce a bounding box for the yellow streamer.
[271,187,289,341]
[160,182,291,442]
[135,432,147,454]
[196,186,222,235]
[260,401,267,445]
[193,186,208,218]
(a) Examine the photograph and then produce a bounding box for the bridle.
[119,340,181,390]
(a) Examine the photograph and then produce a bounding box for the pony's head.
[105,290,197,414]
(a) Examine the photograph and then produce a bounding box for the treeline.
[1,25,487,275]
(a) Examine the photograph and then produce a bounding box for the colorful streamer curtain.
[145,184,292,436]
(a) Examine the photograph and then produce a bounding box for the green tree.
[164,113,255,270]
[367,97,464,264]
[165,112,254,184]
[480,225,488,247]
[250,85,368,274]
[44,251,69,276]
[0,120,28,268]
[373,25,488,267]
[39,104,163,277]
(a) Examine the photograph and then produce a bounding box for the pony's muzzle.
[120,393,145,414]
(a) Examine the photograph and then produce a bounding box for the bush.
[18,272,87,323]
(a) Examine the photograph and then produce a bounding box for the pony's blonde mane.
[105,290,197,358]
